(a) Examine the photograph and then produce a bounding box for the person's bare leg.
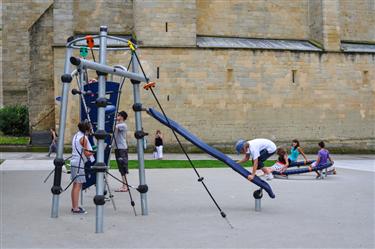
[316,171,321,178]
[72,183,78,209]
[262,167,274,180]
[47,144,52,157]
[71,183,75,208]
[121,175,128,191]
[262,168,271,174]
[71,182,81,210]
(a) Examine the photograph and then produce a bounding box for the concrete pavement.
[0,153,374,248]
[1,152,375,161]
[1,152,374,172]
[1,167,374,248]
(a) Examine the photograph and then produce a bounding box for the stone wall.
[308,0,324,46]
[339,0,375,42]
[197,0,309,40]
[139,49,374,151]
[321,0,341,51]
[73,0,133,35]
[53,0,74,46]
[2,0,375,152]
[55,47,375,151]
[53,0,133,46]
[2,0,53,106]
[0,0,3,107]
[134,0,196,46]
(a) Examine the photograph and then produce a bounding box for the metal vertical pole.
[51,43,74,218]
[253,189,262,212]
[255,199,261,212]
[79,65,85,91]
[132,52,148,215]
[94,26,108,233]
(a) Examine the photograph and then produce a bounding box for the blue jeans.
[255,149,275,169]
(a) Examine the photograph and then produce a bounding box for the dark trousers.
[47,142,57,156]
[256,149,275,169]
[115,149,129,176]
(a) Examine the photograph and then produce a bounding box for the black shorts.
[255,149,275,169]
[115,149,128,175]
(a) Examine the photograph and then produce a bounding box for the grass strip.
[65,160,275,169]
[0,136,30,145]
[114,160,275,169]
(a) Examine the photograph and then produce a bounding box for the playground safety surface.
[0,156,374,248]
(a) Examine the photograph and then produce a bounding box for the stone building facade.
[1,0,374,152]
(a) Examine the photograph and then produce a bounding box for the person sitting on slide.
[311,141,335,178]
[235,138,277,181]
[288,139,309,165]
[267,148,290,178]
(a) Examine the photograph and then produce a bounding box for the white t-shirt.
[114,122,128,149]
[71,131,95,167]
[246,138,277,160]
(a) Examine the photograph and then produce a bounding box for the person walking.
[47,128,58,157]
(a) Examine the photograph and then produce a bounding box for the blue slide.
[272,162,333,176]
[289,160,315,168]
[147,108,275,198]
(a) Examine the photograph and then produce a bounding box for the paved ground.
[1,152,374,173]
[2,152,375,161]
[0,154,374,248]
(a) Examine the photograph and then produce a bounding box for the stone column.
[309,0,341,51]
[321,0,341,51]
[29,5,54,132]
[53,0,74,46]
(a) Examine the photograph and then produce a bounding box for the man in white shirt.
[235,138,277,181]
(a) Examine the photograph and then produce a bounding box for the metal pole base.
[104,174,117,211]
[253,189,263,212]
[51,194,59,218]
[255,199,261,212]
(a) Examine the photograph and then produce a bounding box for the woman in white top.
[70,120,94,214]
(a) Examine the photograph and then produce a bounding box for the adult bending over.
[235,138,277,181]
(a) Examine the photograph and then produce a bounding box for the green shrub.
[0,105,29,136]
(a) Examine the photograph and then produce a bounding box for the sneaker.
[71,207,87,214]
[265,173,274,181]
[115,187,128,192]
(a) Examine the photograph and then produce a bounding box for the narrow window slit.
[292,70,297,84]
